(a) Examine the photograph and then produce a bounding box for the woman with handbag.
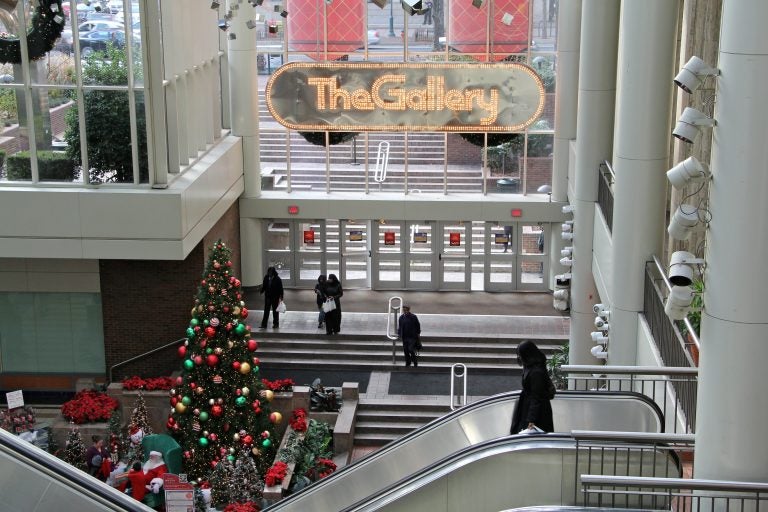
[510,340,555,434]
[314,274,327,329]
[324,273,343,335]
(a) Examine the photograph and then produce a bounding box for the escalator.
[265,391,666,511]
[0,428,154,511]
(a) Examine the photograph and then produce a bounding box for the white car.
[367,29,380,45]
[58,20,124,49]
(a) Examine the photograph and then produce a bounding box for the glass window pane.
[524,133,553,194]
[83,89,134,183]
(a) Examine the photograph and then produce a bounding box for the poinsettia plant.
[307,457,337,480]
[122,375,175,391]
[265,461,289,487]
[261,378,295,392]
[223,503,260,512]
[61,390,119,424]
[288,408,308,433]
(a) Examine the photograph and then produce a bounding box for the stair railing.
[108,338,187,384]
[450,363,468,410]
[374,141,390,183]
[386,296,403,364]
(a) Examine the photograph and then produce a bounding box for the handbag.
[322,298,336,313]
[276,301,286,314]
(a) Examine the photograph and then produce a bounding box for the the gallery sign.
[265,62,545,132]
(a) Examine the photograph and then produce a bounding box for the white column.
[568,0,620,365]
[608,0,678,365]
[240,218,264,288]
[694,0,768,482]
[549,0,581,286]
[227,0,262,197]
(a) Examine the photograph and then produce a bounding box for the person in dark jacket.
[260,266,284,329]
[397,305,421,367]
[85,435,110,480]
[324,273,343,335]
[510,340,555,434]
[314,274,327,329]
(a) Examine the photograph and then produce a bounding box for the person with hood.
[324,273,343,335]
[397,305,422,367]
[510,340,555,434]
[314,274,327,329]
[260,266,284,329]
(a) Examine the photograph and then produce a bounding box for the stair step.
[353,432,401,446]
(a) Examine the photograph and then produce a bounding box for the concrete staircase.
[354,400,449,446]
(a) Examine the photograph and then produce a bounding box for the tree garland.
[0,0,65,65]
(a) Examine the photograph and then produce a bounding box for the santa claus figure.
[143,451,168,484]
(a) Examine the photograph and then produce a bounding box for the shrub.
[6,150,76,181]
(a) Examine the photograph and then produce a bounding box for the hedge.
[6,150,76,181]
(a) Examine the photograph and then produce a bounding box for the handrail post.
[450,363,467,410]
[386,296,403,364]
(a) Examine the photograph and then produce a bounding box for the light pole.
[388,0,396,37]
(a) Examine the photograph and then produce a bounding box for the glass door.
[264,221,294,286]
[484,223,517,291]
[406,221,437,290]
[340,220,370,288]
[294,220,325,287]
[371,220,406,289]
[439,221,471,290]
[518,223,549,291]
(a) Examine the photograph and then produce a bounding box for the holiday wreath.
[0,0,65,65]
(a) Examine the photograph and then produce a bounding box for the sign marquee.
[266,62,545,132]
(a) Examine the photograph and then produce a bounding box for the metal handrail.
[652,254,701,351]
[108,338,186,383]
[571,430,696,444]
[581,474,768,492]
[562,365,698,376]
[374,141,390,183]
[386,296,403,364]
[449,363,467,411]
[602,159,616,183]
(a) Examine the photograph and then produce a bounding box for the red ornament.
[206,354,219,367]
[211,405,223,417]
[208,305,215,312]
[193,355,203,365]
[223,306,230,313]
[253,407,262,414]
[184,451,191,459]
[178,346,187,357]
[201,280,206,286]
[200,340,207,348]
[232,361,241,371]
[227,261,232,267]
[236,388,242,396]
[190,382,197,389]
[209,433,218,442]
[241,308,249,319]
[247,340,258,352]
[243,435,253,445]
[252,357,260,366]
[176,376,183,385]
[226,323,233,331]
[234,279,241,287]
[236,293,242,300]
[170,397,178,406]
[194,326,201,332]
[205,326,216,338]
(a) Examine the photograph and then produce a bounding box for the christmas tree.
[125,389,152,463]
[208,457,235,507]
[230,448,264,503]
[168,240,280,482]
[62,423,87,471]
[107,409,123,464]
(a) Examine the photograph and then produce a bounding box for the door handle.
[439,253,442,261]
[368,250,372,258]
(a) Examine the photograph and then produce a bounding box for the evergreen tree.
[107,409,123,464]
[230,448,264,503]
[168,240,279,482]
[125,389,153,463]
[208,457,235,508]
[62,423,87,471]
[193,488,208,512]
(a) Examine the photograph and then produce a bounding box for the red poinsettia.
[223,503,260,512]
[261,378,295,392]
[61,390,119,424]
[122,375,175,391]
[264,461,289,487]
[308,457,337,480]
[289,408,308,432]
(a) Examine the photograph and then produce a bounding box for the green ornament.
[261,438,272,448]
[190,319,199,327]
[235,324,246,336]
[206,348,213,354]
[235,396,247,407]
[186,327,194,338]
[183,359,194,370]
[227,455,235,462]
[199,437,209,447]
[182,396,191,406]
[253,365,259,373]
[199,411,209,422]
[203,319,209,326]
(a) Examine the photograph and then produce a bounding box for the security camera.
[668,251,705,287]
[592,303,607,314]
[562,205,575,214]
[561,223,572,232]
[554,289,569,301]
[674,56,720,94]
[561,247,573,258]
[673,107,716,144]
[667,205,701,241]
[591,331,608,343]
[562,232,574,241]
[590,345,608,359]
[667,156,711,190]
[594,316,607,328]
[664,285,695,320]
[560,257,573,267]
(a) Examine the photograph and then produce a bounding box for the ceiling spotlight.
[668,251,705,287]
[590,345,608,359]
[218,19,229,31]
[673,107,716,144]
[401,0,423,16]
[674,56,720,94]
[664,285,695,321]
[667,205,700,241]
[667,156,711,190]
[211,0,220,8]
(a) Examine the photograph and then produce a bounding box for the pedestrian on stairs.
[510,340,555,434]
[314,274,327,329]
[398,305,421,367]
[260,266,284,329]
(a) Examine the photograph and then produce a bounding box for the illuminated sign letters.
[266,62,545,132]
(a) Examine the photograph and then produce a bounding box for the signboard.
[266,62,545,132]
[494,233,510,245]
[6,390,24,410]
[303,230,315,244]
[449,232,461,246]
[413,232,428,243]
[163,474,194,512]
[349,230,363,242]
[384,232,396,246]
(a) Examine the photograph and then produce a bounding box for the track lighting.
[673,107,716,144]
[664,285,695,321]
[668,251,705,287]
[667,205,701,241]
[667,156,710,190]
[674,56,720,94]
[590,345,608,359]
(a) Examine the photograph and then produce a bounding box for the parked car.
[78,29,125,57]
[367,29,380,45]
[58,20,125,53]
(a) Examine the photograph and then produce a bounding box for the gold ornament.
[195,387,204,395]
[227,341,234,349]
[233,433,240,442]
[251,447,261,456]
[197,305,203,313]
[175,403,188,414]
[191,307,196,316]
[242,387,250,396]
[260,389,275,402]
[239,362,251,374]
[233,306,241,316]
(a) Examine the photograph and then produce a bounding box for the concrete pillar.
[608,0,678,365]
[240,218,264,288]
[227,0,262,197]
[694,0,768,482]
[549,0,581,286]
[568,0,620,365]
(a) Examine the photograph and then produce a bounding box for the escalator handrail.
[263,390,667,510]
[0,428,155,511]
[341,434,683,512]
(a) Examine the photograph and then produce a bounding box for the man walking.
[398,305,421,367]
[260,266,284,329]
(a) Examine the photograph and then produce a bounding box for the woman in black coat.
[260,266,284,329]
[510,340,555,434]
[324,273,343,335]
